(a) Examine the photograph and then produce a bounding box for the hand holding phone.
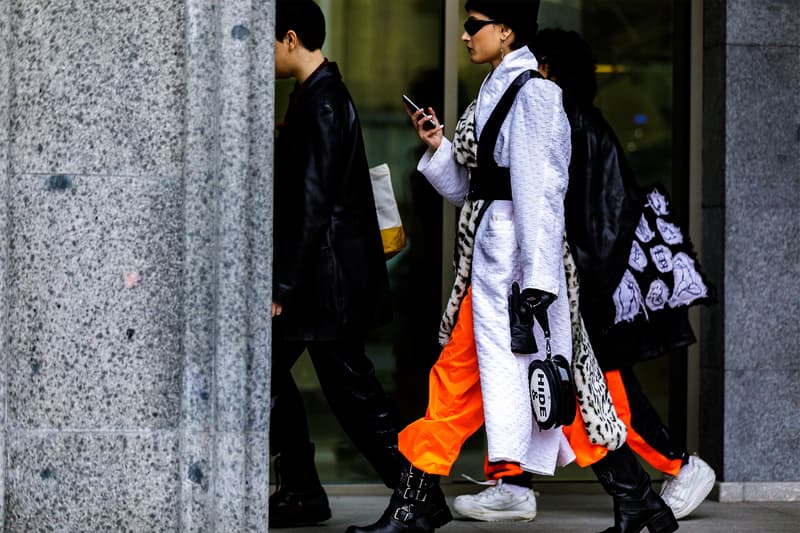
[402,94,437,131]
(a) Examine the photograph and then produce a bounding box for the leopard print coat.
[563,240,627,449]
[438,101,486,345]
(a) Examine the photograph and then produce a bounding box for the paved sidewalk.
[271,483,800,532]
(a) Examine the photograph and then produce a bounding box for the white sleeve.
[417,137,469,207]
[507,80,571,294]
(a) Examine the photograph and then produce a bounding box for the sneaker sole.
[672,474,716,520]
[452,506,536,522]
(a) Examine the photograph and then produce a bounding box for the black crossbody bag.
[527,306,576,430]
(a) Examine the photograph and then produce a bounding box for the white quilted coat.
[417,47,574,475]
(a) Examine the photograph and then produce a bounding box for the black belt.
[467,166,512,201]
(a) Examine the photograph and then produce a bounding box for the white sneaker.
[660,455,716,519]
[453,479,537,522]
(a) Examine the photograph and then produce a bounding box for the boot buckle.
[402,487,428,502]
[407,467,429,489]
[392,504,413,522]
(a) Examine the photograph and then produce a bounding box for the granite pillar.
[0,0,274,530]
[701,0,800,500]
[0,0,9,524]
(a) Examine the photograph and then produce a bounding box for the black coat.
[273,62,391,341]
[564,103,695,370]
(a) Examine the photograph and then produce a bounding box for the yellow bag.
[369,163,406,259]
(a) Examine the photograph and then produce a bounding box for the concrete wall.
[701,0,800,499]
[0,0,274,530]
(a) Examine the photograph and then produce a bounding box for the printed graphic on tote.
[645,279,669,311]
[656,218,684,245]
[613,269,647,323]
[629,240,648,272]
[669,252,709,308]
[646,188,670,216]
[635,214,656,243]
[650,245,674,273]
[610,184,715,326]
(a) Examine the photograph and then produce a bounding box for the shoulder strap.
[477,69,543,167]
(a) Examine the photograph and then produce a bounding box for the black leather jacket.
[565,102,694,369]
[273,62,391,340]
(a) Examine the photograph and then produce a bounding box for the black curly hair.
[530,28,597,106]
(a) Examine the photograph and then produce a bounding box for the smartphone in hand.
[402,94,437,130]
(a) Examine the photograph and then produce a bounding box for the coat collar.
[281,61,340,128]
[289,60,340,103]
[302,59,342,89]
[475,47,539,135]
[300,60,340,93]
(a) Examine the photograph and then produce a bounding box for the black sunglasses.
[463,18,497,36]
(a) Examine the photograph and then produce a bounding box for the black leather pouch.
[528,308,576,430]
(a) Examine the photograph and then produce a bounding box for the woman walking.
[347,1,574,531]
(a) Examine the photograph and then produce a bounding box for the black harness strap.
[468,69,543,201]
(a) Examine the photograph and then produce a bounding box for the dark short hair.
[464,0,541,49]
[530,28,597,105]
[275,0,326,51]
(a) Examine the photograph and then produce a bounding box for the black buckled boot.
[269,443,332,528]
[346,459,452,533]
[592,444,679,533]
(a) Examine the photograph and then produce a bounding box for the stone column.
[701,0,800,501]
[180,0,273,529]
[0,0,274,530]
[0,0,9,523]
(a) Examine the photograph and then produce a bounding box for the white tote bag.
[369,163,406,259]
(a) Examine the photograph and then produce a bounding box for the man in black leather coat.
[269,0,400,527]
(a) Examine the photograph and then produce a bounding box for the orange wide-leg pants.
[400,287,683,479]
[398,288,487,476]
[562,370,683,475]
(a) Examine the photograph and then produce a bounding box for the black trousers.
[619,366,688,465]
[270,335,400,487]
